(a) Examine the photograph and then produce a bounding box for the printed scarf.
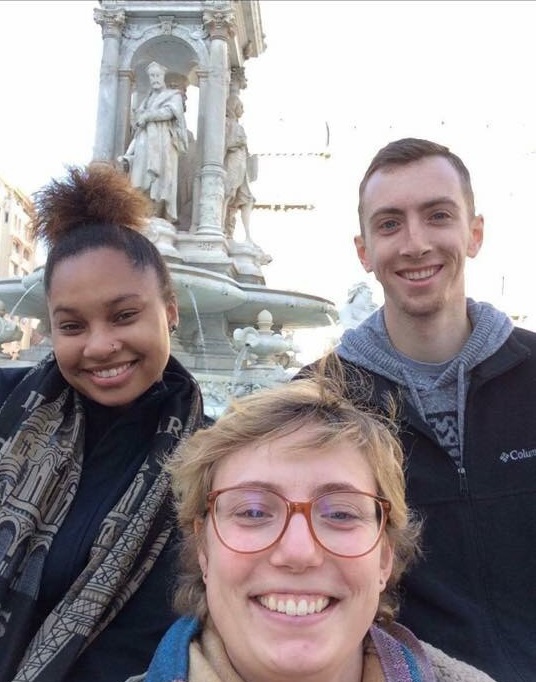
[138,616,436,682]
[0,355,203,682]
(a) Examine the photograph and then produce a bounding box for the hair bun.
[31,163,152,247]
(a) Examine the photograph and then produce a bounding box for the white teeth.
[92,363,130,378]
[258,595,330,616]
[296,599,308,616]
[286,599,297,616]
[402,267,437,281]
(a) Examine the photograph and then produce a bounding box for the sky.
[1,0,536,320]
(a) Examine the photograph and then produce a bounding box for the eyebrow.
[51,293,143,317]
[223,480,372,497]
[368,196,460,222]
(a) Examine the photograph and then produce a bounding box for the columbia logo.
[499,448,536,463]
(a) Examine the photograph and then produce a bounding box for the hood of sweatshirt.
[337,299,513,390]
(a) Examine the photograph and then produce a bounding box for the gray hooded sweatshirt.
[337,299,513,468]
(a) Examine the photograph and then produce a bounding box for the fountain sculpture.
[0,0,337,416]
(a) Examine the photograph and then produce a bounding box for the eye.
[56,321,84,334]
[235,506,271,520]
[218,490,279,525]
[115,309,139,323]
[230,499,277,525]
[315,494,376,528]
[429,210,451,222]
[321,506,362,525]
[378,218,399,233]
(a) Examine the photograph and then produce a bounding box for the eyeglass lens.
[211,488,384,557]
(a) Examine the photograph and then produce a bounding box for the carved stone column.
[196,4,236,236]
[93,8,125,161]
[189,69,209,233]
[115,69,134,159]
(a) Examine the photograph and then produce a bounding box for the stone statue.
[223,94,256,241]
[338,281,378,330]
[119,62,189,223]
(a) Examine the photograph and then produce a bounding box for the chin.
[401,296,446,318]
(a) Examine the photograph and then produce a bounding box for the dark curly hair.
[31,163,174,303]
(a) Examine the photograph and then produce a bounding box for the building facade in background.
[0,176,35,279]
[0,177,35,358]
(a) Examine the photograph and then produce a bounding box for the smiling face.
[197,427,393,682]
[356,155,483,325]
[48,247,177,407]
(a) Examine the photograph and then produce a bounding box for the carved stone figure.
[223,94,256,241]
[338,281,378,330]
[119,62,189,223]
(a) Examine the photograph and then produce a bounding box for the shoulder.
[0,364,33,404]
[159,88,182,104]
[420,640,497,682]
[497,325,536,369]
[511,325,536,347]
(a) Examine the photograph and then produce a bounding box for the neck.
[383,302,471,363]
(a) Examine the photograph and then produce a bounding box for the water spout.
[229,345,249,397]
[185,287,208,372]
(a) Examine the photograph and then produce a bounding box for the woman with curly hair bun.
[0,163,206,682]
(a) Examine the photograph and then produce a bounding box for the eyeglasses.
[206,487,391,558]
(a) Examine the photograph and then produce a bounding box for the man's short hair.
[358,138,475,234]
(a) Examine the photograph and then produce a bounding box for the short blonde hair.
[168,375,421,625]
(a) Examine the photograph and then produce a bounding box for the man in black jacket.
[308,138,535,681]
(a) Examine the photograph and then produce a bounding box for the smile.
[89,362,133,379]
[257,595,330,616]
[399,266,440,281]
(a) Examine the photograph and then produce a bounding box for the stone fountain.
[0,0,337,417]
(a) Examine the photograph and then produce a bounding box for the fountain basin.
[0,270,337,329]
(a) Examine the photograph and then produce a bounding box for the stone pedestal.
[227,240,272,284]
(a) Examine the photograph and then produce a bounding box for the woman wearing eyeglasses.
[128,377,495,682]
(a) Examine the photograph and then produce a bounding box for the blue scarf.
[143,616,435,682]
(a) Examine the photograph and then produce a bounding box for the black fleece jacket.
[300,326,536,682]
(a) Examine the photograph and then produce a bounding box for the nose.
[269,513,324,571]
[400,219,431,258]
[83,327,120,359]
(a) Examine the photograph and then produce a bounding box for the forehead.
[49,248,158,298]
[361,156,467,220]
[212,428,377,495]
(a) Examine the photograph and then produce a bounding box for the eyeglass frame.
[205,486,391,559]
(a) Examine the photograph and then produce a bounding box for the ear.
[354,234,373,273]
[467,214,484,259]
[379,536,394,592]
[166,295,179,329]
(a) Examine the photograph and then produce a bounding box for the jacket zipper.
[458,465,468,496]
